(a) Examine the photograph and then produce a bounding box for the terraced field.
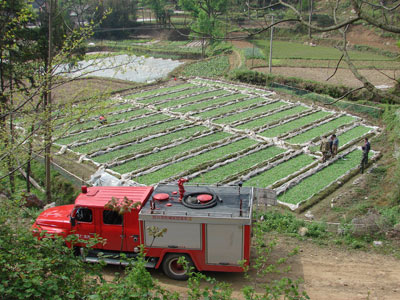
[55,78,379,210]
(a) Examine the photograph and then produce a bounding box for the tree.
[96,0,137,39]
[244,0,400,103]
[145,0,171,26]
[179,0,229,57]
[0,0,35,193]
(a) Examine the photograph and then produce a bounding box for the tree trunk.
[308,0,313,39]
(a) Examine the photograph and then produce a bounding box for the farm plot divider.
[190,78,275,97]
[189,145,288,184]
[135,86,211,105]
[258,110,333,138]
[285,115,357,145]
[90,125,209,163]
[60,114,173,147]
[107,130,230,171]
[124,134,243,178]
[72,119,187,154]
[276,147,380,210]
[133,138,259,185]
[155,89,230,110]
[194,98,284,120]
[241,152,317,188]
[59,109,153,138]
[172,93,247,114]
[234,105,310,130]
[126,83,196,100]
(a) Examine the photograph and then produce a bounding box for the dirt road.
[141,236,400,300]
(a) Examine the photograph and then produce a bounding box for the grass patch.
[180,56,230,77]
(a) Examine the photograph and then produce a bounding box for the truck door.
[100,209,124,251]
[74,207,96,242]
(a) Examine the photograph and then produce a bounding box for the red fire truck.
[33,183,254,280]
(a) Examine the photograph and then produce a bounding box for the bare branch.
[326,54,344,81]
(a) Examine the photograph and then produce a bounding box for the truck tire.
[162,253,194,280]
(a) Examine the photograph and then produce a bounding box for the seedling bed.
[112,131,232,174]
[134,138,258,185]
[173,93,247,114]
[155,89,229,109]
[277,149,363,208]
[61,109,152,137]
[91,125,208,164]
[127,83,195,100]
[195,98,282,120]
[259,111,332,138]
[235,105,310,130]
[58,114,171,146]
[285,115,357,144]
[190,145,286,184]
[73,119,186,154]
[136,86,211,105]
[243,153,316,188]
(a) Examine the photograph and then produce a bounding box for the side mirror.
[70,216,76,227]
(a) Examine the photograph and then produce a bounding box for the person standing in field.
[360,137,371,173]
[331,134,339,158]
[320,135,331,163]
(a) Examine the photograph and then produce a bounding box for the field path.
[255,66,399,88]
[112,236,400,300]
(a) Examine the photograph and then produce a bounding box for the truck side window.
[75,208,92,223]
[103,210,123,225]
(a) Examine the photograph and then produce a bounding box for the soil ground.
[102,236,400,300]
[254,66,398,88]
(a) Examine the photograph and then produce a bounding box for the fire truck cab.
[33,183,254,280]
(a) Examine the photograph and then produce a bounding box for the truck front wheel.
[162,253,194,280]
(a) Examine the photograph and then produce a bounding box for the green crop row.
[73,119,186,154]
[214,102,288,125]
[58,114,170,145]
[136,138,258,185]
[278,150,362,205]
[194,97,275,119]
[286,115,356,144]
[310,125,372,152]
[173,93,246,114]
[126,83,195,99]
[190,146,285,184]
[235,105,308,130]
[138,86,211,104]
[64,108,150,133]
[92,126,209,164]
[54,101,132,127]
[155,89,228,109]
[192,79,271,95]
[180,56,230,77]
[112,132,232,174]
[243,154,316,188]
[259,111,332,138]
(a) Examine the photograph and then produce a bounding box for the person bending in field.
[320,135,331,163]
[99,115,107,125]
[331,134,339,158]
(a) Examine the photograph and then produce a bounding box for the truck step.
[83,255,157,268]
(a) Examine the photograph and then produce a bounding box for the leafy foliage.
[180,55,230,77]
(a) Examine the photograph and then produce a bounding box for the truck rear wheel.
[162,253,194,280]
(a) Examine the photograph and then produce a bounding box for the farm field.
[55,78,379,210]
